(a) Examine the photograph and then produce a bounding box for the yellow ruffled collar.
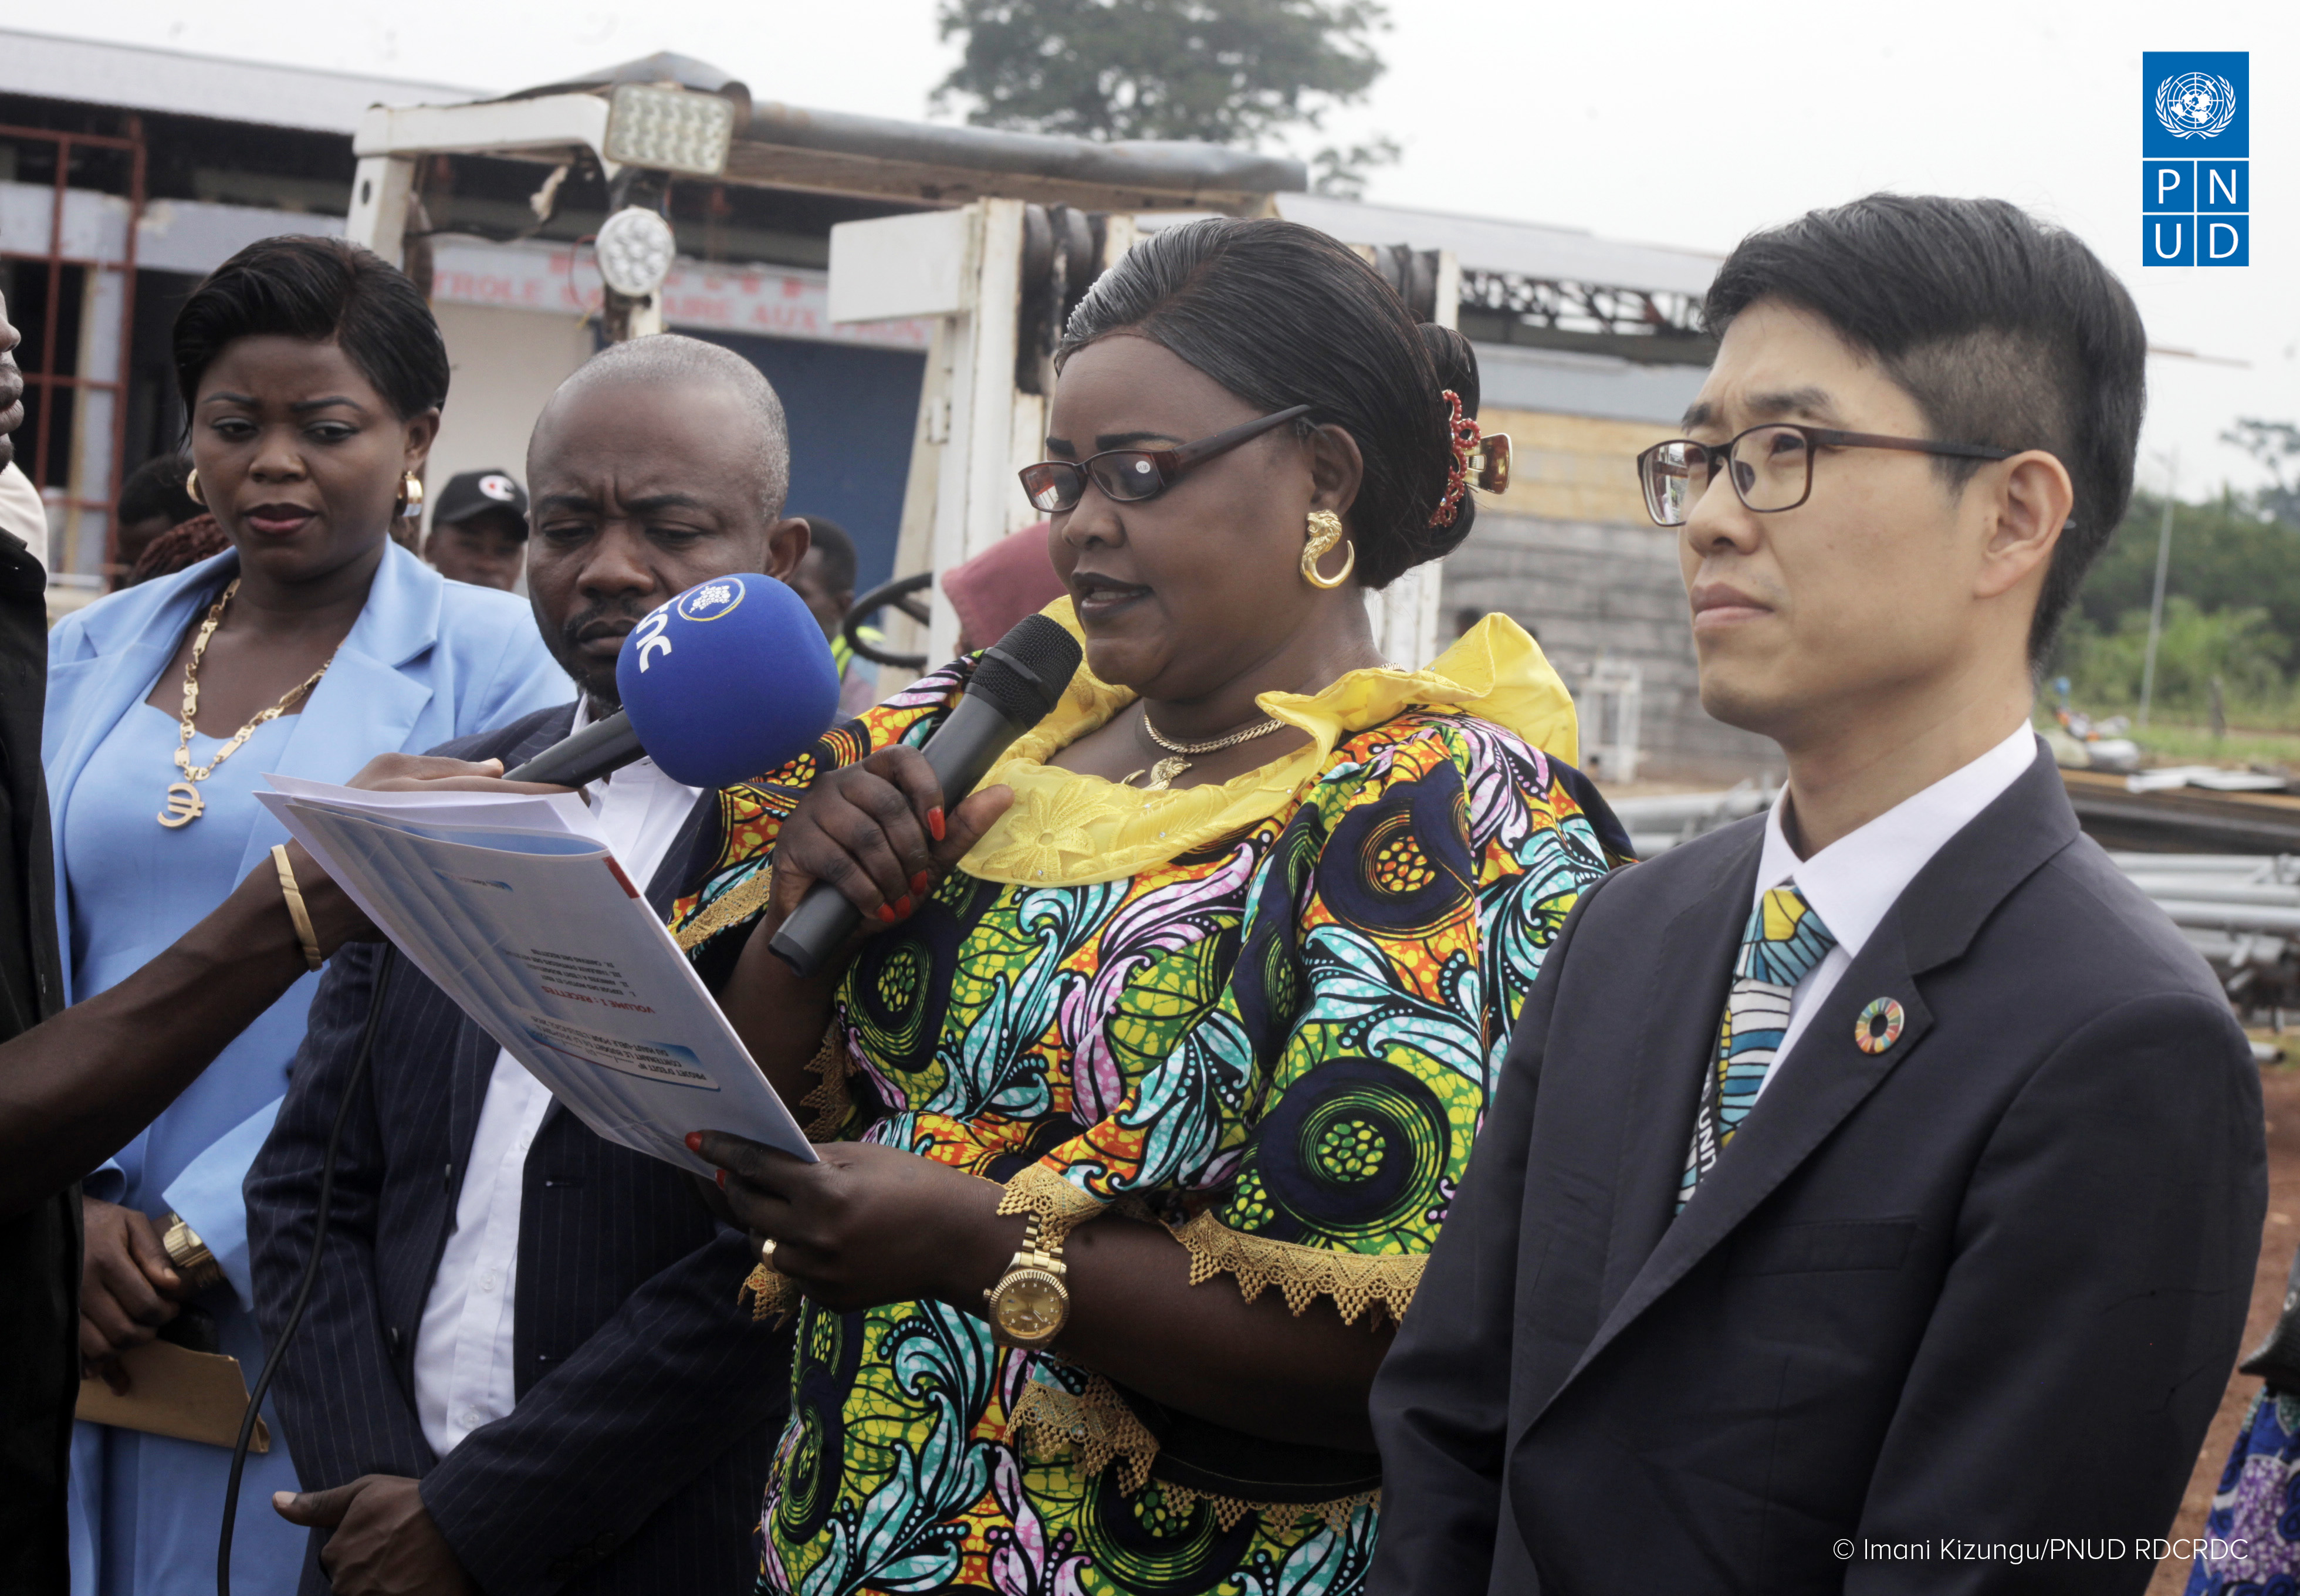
[960,600,1579,887]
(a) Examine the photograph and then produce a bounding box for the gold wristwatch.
[983,1209,1070,1349]
[161,1212,227,1295]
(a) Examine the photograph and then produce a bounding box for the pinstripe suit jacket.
[247,704,792,1596]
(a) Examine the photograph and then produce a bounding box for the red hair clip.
[1431,390,1483,528]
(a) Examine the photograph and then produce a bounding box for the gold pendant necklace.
[159,579,333,829]
[1122,708,1286,792]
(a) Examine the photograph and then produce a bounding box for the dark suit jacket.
[247,704,793,1596]
[1369,742,2266,1595]
[0,529,73,1595]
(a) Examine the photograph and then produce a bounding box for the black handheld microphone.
[769,614,1084,978]
[503,710,644,787]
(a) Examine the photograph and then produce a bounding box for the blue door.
[686,330,926,595]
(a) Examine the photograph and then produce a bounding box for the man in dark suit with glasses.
[1370,195,2265,1594]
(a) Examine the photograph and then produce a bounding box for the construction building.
[0,25,1773,779]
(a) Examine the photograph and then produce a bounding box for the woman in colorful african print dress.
[686,217,1629,1596]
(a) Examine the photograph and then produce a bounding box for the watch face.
[995,1272,1067,1341]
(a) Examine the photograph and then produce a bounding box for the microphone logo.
[676,577,748,622]
[631,576,756,675]
[631,608,673,674]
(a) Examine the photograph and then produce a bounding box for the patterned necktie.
[1678,884,1838,1210]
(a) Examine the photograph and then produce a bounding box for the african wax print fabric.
[667,606,1619,1596]
[2188,1387,2300,1593]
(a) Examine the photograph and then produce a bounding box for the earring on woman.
[396,471,425,519]
[1301,509,1354,589]
[184,469,205,507]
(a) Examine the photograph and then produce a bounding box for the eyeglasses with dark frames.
[1019,404,1315,515]
[1636,423,2017,528]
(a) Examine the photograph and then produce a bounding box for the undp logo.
[2141,52,2249,267]
[2142,52,2248,156]
[675,577,747,622]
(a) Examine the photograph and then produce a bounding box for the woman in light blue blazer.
[47,237,569,1596]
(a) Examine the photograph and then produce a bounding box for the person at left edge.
[1,271,387,1596]
[45,236,569,1596]
[249,334,809,1596]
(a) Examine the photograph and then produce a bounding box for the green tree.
[934,0,1393,192]
[2224,418,2300,529]
[2061,597,2288,714]
[2054,417,2300,723]
[2074,489,2300,645]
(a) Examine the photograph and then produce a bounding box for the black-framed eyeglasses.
[1019,404,1314,515]
[1636,424,2016,527]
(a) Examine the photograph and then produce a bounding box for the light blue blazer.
[46,539,571,1284]
[46,542,571,1596]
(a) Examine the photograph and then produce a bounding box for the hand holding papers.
[259,776,814,1176]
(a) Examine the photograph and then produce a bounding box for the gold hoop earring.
[1301,510,1354,590]
[184,469,205,507]
[397,471,425,518]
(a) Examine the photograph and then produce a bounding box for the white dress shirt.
[0,461,48,552]
[1751,723,2039,1093]
[412,704,703,1458]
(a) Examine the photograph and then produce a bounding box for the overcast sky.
[59,0,2294,501]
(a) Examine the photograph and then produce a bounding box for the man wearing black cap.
[423,469,529,591]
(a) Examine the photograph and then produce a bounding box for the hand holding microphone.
[343,567,1076,982]
[276,569,852,985]
[766,614,1083,978]
[757,749,1009,969]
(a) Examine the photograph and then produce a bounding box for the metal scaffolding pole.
[2139,451,2178,728]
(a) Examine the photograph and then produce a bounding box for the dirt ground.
[2145,1060,2300,1595]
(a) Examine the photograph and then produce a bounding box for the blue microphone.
[504,573,841,790]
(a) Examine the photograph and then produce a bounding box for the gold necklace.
[160,579,333,828]
[1124,708,1286,792]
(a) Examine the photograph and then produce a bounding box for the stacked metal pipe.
[2099,853,2300,1010]
[1611,782,1778,861]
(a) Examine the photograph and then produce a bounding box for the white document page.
[259,779,814,1175]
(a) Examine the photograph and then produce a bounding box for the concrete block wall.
[1442,510,1778,781]
[1440,404,1778,782]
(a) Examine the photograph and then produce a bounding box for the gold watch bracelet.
[161,1212,228,1294]
[983,1167,1102,1347]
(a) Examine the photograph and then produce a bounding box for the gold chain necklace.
[159,579,333,829]
[1124,708,1286,792]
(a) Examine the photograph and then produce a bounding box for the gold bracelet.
[270,844,324,972]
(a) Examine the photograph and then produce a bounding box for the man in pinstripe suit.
[248,339,811,1595]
